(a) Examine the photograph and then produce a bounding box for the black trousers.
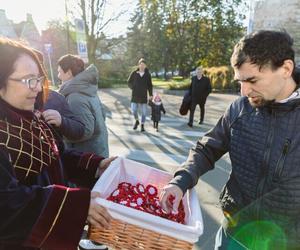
[189,101,205,124]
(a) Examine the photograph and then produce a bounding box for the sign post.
[75,18,88,63]
[44,43,55,86]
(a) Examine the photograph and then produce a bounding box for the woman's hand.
[42,109,62,127]
[99,156,117,169]
[87,192,112,229]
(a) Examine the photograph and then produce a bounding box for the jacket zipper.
[255,111,276,216]
[273,139,291,182]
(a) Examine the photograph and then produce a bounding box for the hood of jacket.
[59,64,99,97]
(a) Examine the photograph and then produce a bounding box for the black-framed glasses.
[9,76,45,89]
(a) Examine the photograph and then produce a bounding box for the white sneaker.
[78,240,108,250]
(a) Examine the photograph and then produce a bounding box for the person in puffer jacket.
[57,55,110,250]
[57,54,109,158]
[160,30,300,250]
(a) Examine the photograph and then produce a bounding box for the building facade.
[0,9,41,50]
[251,0,300,63]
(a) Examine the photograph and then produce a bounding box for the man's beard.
[248,96,275,108]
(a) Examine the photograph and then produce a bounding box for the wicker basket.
[89,218,193,250]
[89,157,203,249]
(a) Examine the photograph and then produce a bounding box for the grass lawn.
[152,78,190,90]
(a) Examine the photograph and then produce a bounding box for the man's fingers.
[160,185,183,214]
[172,195,181,214]
[159,191,171,213]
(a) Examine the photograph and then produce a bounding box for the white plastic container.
[92,157,203,243]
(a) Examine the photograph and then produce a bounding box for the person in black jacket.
[187,66,211,127]
[160,30,300,249]
[128,58,153,132]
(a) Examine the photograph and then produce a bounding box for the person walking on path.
[58,54,109,158]
[160,30,300,249]
[128,58,153,132]
[188,66,211,127]
[148,92,166,132]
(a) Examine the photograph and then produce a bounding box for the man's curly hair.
[231,30,295,71]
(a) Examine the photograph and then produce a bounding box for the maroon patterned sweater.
[0,98,104,250]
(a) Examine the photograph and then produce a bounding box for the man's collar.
[277,87,300,103]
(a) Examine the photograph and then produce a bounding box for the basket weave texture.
[89,218,193,250]
[89,158,203,249]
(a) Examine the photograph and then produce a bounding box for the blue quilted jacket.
[172,96,300,248]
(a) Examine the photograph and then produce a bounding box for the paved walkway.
[99,88,239,250]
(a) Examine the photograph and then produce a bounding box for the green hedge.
[172,76,184,81]
[163,66,239,92]
[98,78,127,88]
[204,66,239,91]
[97,66,240,92]
[168,78,190,90]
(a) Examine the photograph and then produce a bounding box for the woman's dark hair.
[57,54,85,77]
[231,30,295,71]
[0,37,49,106]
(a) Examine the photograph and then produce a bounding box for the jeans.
[214,226,248,250]
[131,102,147,124]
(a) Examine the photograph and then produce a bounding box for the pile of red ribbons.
[107,182,185,224]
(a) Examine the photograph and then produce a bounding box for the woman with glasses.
[0,38,115,250]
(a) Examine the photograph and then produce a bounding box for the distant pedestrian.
[188,66,211,127]
[148,93,166,132]
[128,58,153,132]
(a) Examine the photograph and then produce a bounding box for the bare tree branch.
[75,0,130,63]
